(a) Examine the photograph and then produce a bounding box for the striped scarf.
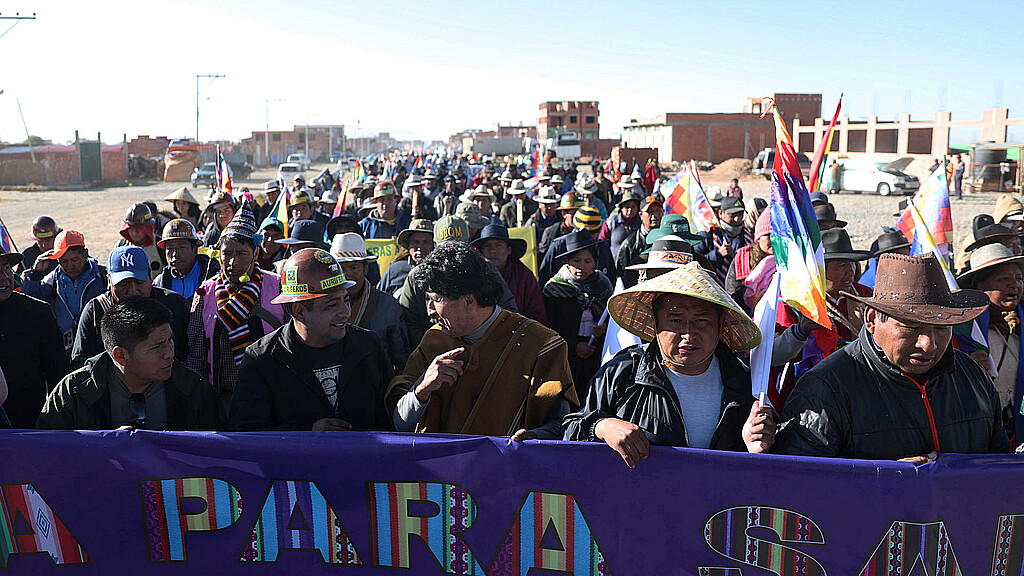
[215,267,263,366]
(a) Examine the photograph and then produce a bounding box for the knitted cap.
[754,208,771,241]
[573,205,603,232]
[221,203,258,244]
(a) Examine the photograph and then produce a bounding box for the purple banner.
[1,431,1023,575]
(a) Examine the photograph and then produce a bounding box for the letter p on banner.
[0,483,89,568]
[138,477,243,562]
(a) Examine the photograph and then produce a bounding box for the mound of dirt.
[707,158,753,181]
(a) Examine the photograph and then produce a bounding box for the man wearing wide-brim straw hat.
[330,233,409,373]
[775,253,1012,460]
[564,262,775,467]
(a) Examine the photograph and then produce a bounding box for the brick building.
[126,135,171,158]
[239,124,345,166]
[0,143,127,186]
[538,101,600,140]
[622,93,822,165]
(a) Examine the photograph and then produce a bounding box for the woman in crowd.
[543,230,613,398]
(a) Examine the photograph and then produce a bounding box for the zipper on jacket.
[905,374,941,453]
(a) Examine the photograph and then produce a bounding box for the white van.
[836,158,920,196]
[287,153,311,169]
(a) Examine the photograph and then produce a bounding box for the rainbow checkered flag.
[766,100,832,330]
[0,215,15,254]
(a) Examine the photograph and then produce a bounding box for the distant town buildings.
[621,93,822,164]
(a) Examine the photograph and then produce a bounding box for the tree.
[23,135,47,146]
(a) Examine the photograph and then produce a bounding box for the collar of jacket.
[857,325,956,386]
[74,352,194,417]
[633,340,751,404]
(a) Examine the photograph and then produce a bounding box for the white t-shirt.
[665,355,724,449]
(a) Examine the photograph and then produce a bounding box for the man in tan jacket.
[387,242,578,439]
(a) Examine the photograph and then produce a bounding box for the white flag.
[601,279,642,363]
[750,273,781,407]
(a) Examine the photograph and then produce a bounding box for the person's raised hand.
[415,347,465,402]
[594,418,650,468]
[742,400,776,453]
[311,418,352,431]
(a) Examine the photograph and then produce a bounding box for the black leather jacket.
[775,327,1012,459]
[563,341,754,451]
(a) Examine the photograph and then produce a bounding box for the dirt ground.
[0,164,1000,265]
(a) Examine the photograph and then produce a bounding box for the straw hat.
[957,243,1024,287]
[608,262,761,350]
[843,254,988,326]
[164,186,200,206]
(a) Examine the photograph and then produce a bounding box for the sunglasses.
[128,393,146,429]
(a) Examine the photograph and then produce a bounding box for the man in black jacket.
[775,254,1012,460]
[230,248,392,431]
[0,247,69,428]
[72,246,188,368]
[37,296,223,430]
[564,262,774,467]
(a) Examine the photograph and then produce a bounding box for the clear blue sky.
[1,0,1020,145]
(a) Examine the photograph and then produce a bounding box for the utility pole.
[304,120,309,158]
[265,98,284,166]
[16,98,35,163]
[196,73,225,142]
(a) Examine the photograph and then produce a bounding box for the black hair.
[100,295,172,354]
[415,242,502,307]
[64,245,87,257]
[651,293,723,326]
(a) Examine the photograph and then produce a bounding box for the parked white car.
[277,162,305,184]
[836,158,920,196]
[287,153,312,169]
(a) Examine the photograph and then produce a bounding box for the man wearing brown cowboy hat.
[388,242,577,440]
[564,262,775,467]
[775,254,1012,460]
[230,248,392,431]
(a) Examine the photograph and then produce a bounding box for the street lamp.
[265,98,285,166]
[196,74,225,142]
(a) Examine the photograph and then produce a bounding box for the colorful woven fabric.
[215,267,263,366]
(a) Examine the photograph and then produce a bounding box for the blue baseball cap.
[108,245,150,285]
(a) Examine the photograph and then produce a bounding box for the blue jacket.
[359,209,412,240]
[22,259,106,350]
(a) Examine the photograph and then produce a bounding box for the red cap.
[44,230,86,260]
[641,196,663,211]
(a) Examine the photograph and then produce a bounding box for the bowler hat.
[821,228,872,261]
[843,254,988,326]
[472,224,527,260]
[814,203,847,228]
[276,220,328,249]
[872,231,911,257]
[556,229,598,260]
[965,223,1019,253]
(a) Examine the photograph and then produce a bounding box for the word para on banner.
[7,476,1024,575]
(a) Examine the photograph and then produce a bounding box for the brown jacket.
[386,309,578,435]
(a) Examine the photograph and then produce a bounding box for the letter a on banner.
[369,482,484,575]
[239,480,362,565]
[0,483,89,568]
[857,521,962,576]
[486,491,612,576]
[139,477,243,562]
[701,506,826,576]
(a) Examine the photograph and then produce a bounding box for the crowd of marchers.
[2,154,1023,467]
